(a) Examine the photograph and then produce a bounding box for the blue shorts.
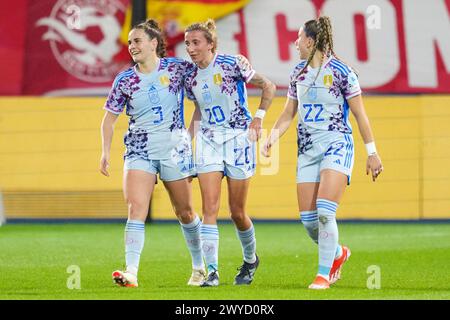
[195,129,256,180]
[296,132,354,184]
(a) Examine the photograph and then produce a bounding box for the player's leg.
[297,182,320,244]
[296,150,322,245]
[163,176,205,285]
[299,180,348,289]
[227,176,259,285]
[194,130,224,286]
[299,134,354,289]
[314,134,354,286]
[113,159,157,287]
[225,132,259,285]
[197,171,223,286]
[309,169,348,289]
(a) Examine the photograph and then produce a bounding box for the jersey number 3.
[152,106,163,124]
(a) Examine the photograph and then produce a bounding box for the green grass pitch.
[0,222,449,300]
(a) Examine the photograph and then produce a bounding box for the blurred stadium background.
[1,0,449,223]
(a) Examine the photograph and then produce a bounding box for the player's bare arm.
[100,111,119,177]
[348,94,383,181]
[247,73,276,141]
[262,98,298,157]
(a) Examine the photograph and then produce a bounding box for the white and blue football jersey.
[184,53,255,143]
[288,55,361,134]
[104,57,193,160]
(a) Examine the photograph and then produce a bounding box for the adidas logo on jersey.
[202,84,209,90]
[334,159,341,165]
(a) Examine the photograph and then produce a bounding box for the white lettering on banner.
[323,0,399,88]
[174,0,448,92]
[244,0,315,85]
[404,0,450,88]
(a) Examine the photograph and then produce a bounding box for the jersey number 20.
[205,106,225,125]
[235,146,251,166]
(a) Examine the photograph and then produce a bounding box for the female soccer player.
[262,16,383,289]
[100,20,205,287]
[184,19,276,287]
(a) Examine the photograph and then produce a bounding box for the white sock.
[316,199,339,281]
[300,210,319,244]
[200,224,219,274]
[301,210,342,259]
[180,215,204,270]
[124,219,145,276]
[236,224,256,264]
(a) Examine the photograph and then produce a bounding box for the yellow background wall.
[0,96,449,220]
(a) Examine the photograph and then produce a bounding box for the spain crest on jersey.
[323,74,333,88]
[159,75,170,86]
[213,73,223,85]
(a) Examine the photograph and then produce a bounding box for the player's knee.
[230,210,246,224]
[126,198,149,220]
[203,201,220,217]
[229,203,245,216]
[176,207,195,224]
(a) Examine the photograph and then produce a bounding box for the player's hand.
[248,118,262,142]
[100,154,110,177]
[261,139,272,158]
[366,154,383,182]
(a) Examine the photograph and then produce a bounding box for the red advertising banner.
[182,0,448,94]
[22,0,131,95]
[0,0,449,95]
[0,0,27,95]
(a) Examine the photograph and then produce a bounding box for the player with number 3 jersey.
[101,20,205,288]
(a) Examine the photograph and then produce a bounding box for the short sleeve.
[103,75,128,114]
[236,55,256,83]
[287,69,298,100]
[342,70,362,99]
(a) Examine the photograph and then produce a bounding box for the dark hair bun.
[145,19,161,32]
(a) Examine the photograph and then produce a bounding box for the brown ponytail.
[300,16,357,77]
